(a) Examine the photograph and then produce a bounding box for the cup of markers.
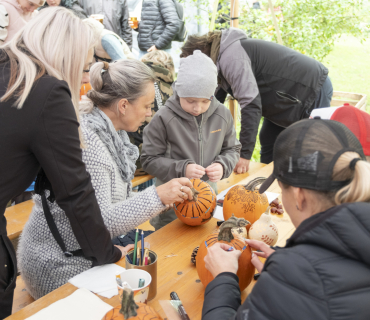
[125,249,158,301]
[116,269,152,304]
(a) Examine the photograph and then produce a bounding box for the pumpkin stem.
[218,214,250,242]
[190,187,200,202]
[119,288,138,320]
[244,177,267,191]
[264,206,271,215]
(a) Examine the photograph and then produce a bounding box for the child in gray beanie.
[141,50,241,230]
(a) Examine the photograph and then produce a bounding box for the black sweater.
[202,202,370,320]
[0,65,121,288]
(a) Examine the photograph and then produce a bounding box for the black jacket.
[215,29,328,159]
[0,63,121,293]
[202,202,370,320]
[137,0,180,51]
[39,0,88,19]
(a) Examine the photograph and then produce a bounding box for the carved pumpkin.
[174,179,217,226]
[223,177,269,230]
[102,288,162,320]
[196,215,254,291]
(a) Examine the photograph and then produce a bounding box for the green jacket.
[141,83,241,183]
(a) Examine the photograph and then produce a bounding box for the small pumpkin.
[223,177,269,230]
[249,206,279,246]
[174,179,217,226]
[102,287,162,320]
[196,215,255,291]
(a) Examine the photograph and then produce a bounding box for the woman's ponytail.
[332,152,370,204]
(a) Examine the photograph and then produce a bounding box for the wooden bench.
[9,162,266,315]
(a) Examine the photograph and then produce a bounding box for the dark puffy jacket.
[202,202,370,320]
[39,0,88,19]
[138,0,180,51]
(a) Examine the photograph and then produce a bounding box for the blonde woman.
[0,7,128,317]
[202,119,370,320]
[18,59,193,299]
[0,0,44,44]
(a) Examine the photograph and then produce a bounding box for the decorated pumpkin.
[102,287,162,320]
[174,179,217,226]
[249,206,279,246]
[196,215,255,291]
[223,177,269,230]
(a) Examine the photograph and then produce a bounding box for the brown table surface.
[7,162,295,320]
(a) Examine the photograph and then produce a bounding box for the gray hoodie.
[141,84,241,183]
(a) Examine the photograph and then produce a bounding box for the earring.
[296,205,300,211]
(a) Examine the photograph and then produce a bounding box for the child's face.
[179,97,211,117]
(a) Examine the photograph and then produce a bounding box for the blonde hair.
[141,50,175,78]
[331,152,370,204]
[0,7,95,143]
[80,60,155,114]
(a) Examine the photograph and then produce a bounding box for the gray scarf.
[83,107,139,186]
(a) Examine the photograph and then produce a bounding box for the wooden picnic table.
[6,162,295,320]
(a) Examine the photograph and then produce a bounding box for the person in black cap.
[200,119,370,320]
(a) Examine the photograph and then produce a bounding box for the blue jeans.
[101,34,126,61]
[138,48,171,58]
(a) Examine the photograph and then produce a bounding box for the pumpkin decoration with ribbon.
[174,179,217,226]
[102,287,162,320]
[195,215,254,291]
[223,177,269,230]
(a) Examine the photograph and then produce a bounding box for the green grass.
[234,35,370,162]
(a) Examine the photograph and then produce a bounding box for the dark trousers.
[0,236,16,319]
[260,77,333,164]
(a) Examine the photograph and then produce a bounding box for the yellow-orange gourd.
[174,179,216,226]
[196,230,254,291]
[223,177,269,230]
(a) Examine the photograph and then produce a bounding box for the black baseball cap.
[259,119,366,194]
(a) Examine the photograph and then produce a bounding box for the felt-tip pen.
[170,292,190,320]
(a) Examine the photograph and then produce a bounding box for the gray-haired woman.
[18,59,193,299]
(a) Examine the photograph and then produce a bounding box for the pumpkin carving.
[174,179,217,226]
[196,215,255,291]
[102,287,162,320]
[223,177,269,230]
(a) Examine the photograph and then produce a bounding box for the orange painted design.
[173,179,217,226]
[223,185,269,230]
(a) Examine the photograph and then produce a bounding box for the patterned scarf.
[83,107,139,184]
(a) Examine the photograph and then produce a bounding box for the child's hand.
[186,164,206,179]
[205,163,223,182]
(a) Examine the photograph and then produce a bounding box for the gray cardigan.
[18,111,165,299]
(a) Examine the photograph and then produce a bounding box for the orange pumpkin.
[80,83,92,100]
[174,179,217,226]
[102,288,162,320]
[196,218,255,291]
[223,177,269,230]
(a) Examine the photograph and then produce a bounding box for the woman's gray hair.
[80,59,156,113]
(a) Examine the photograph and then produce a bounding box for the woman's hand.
[205,163,223,182]
[204,243,241,278]
[186,164,206,179]
[245,239,275,273]
[156,177,193,208]
[115,244,135,260]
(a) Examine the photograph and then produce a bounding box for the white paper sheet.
[213,191,280,221]
[26,288,113,320]
[69,264,125,298]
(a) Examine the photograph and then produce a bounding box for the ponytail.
[332,152,370,204]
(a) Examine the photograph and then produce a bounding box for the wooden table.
[7,162,295,320]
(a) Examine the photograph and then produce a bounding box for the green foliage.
[216,0,370,61]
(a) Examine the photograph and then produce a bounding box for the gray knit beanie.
[176,50,218,100]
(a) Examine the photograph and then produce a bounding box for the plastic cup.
[117,269,151,304]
